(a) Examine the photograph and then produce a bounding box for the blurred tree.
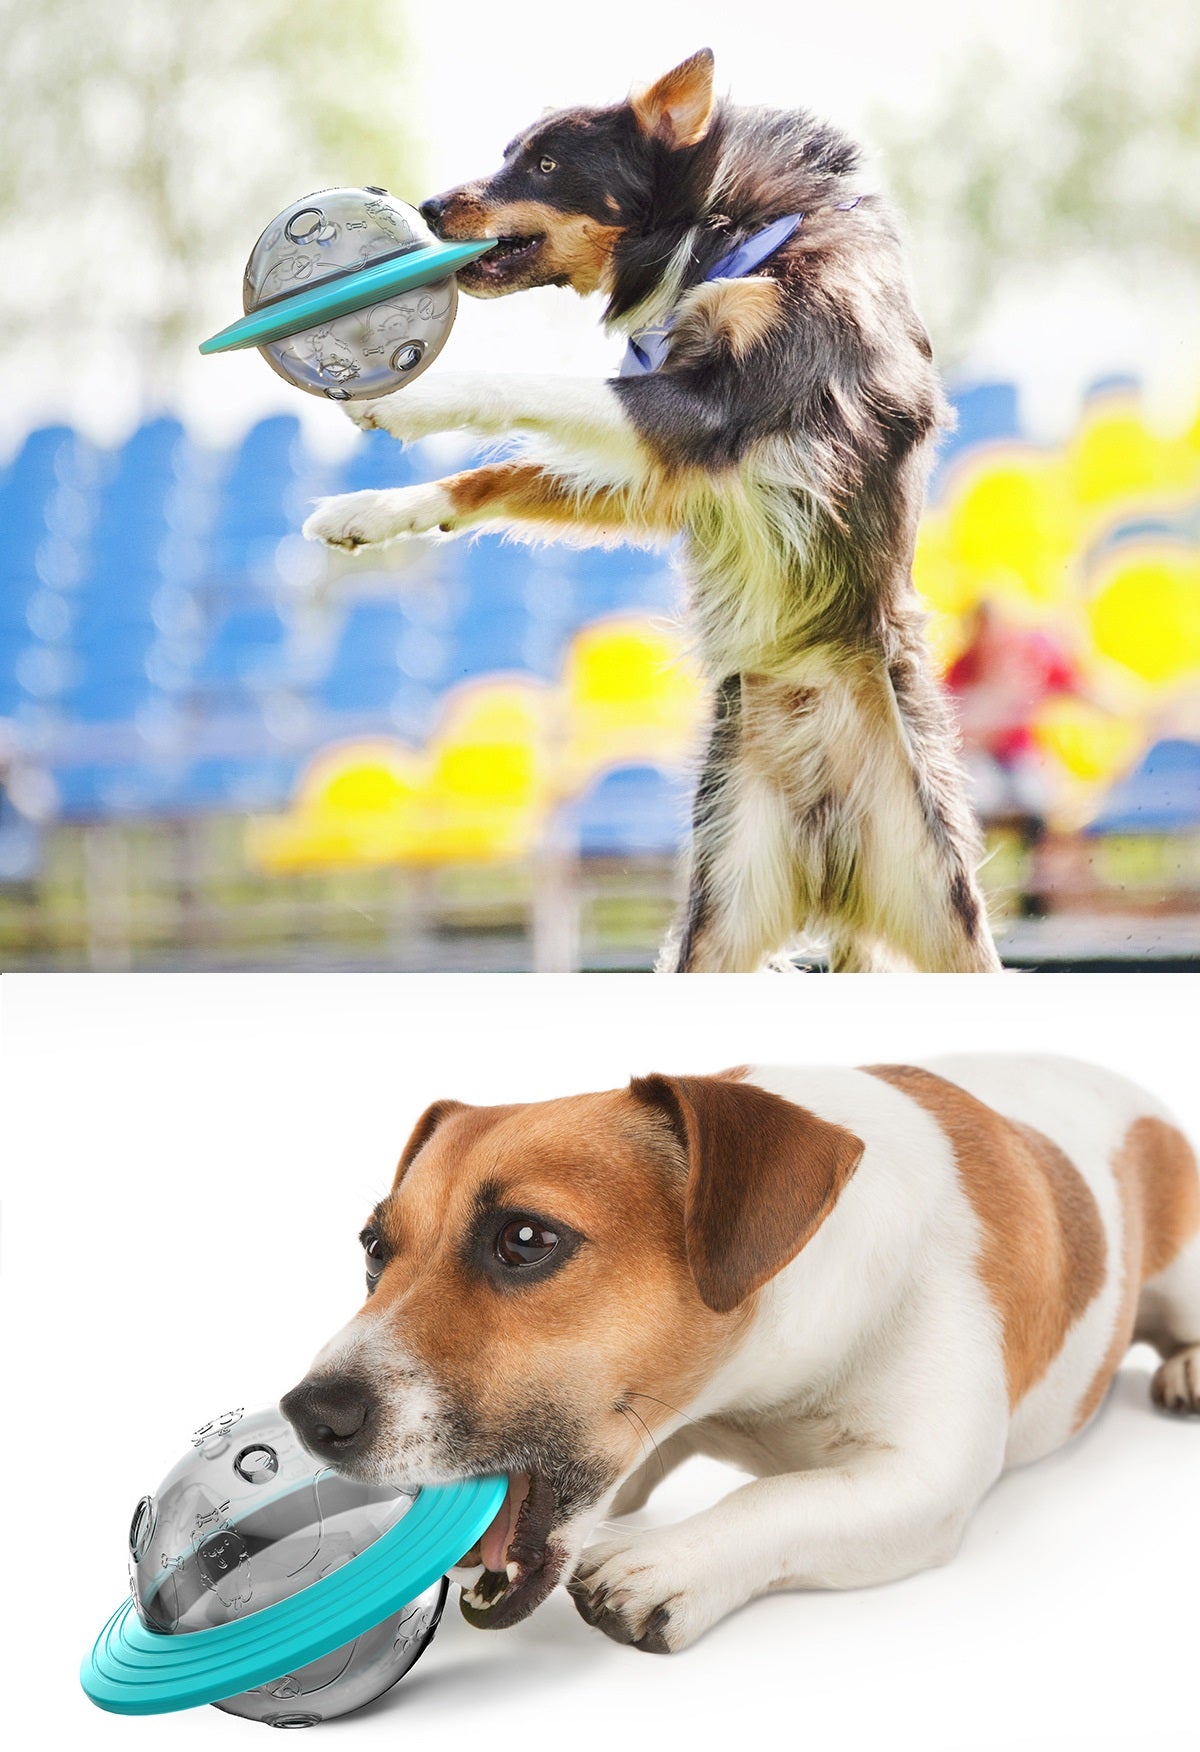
[870,0,1200,365]
[0,0,421,403]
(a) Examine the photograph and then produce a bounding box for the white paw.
[301,484,455,551]
[1152,1345,1200,1413]
[341,375,480,444]
[569,1527,725,1654]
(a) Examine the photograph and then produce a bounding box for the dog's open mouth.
[461,233,545,285]
[454,1469,562,1629]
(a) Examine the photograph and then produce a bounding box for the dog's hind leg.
[827,934,910,972]
[848,649,1002,973]
[1140,1233,1200,1413]
[662,677,801,973]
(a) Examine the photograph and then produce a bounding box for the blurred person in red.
[946,599,1084,821]
[945,600,1087,917]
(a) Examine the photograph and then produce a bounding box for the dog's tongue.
[479,1473,532,1573]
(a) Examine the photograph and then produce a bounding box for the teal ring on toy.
[199,238,496,355]
[81,1473,507,1716]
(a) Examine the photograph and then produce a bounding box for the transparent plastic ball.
[242,189,459,401]
[128,1406,445,1728]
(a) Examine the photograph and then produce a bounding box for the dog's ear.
[630,1073,865,1314]
[394,1098,470,1183]
[630,49,716,148]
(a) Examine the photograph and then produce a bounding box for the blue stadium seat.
[0,424,82,498]
[568,545,678,623]
[48,754,300,820]
[931,382,1024,495]
[1084,373,1141,403]
[50,760,180,820]
[0,668,23,715]
[208,416,310,580]
[335,427,422,494]
[62,622,175,722]
[1088,740,1200,834]
[317,602,409,711]
[85,418,192,592]
[572,764,690,858]
[173,756,300,814]
[445,537,571,681]
[192,607,288,689]
[313,601,443,737]
[0,580,36,639]
[445,609,560,685]
[0,425,98,586]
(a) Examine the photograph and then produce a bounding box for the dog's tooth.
[463,1578,507,1612]
[505,1560,524,1583]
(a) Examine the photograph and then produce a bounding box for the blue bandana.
[619,200,861,378]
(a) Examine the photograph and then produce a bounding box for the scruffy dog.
[304,50,1002,974]
[281,1056,1200,1651]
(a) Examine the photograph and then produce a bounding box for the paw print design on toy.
[81,1404,507,1728]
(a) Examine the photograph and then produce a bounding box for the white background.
[2,972,1198,1750]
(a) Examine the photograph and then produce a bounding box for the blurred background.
[1,0,1198,969]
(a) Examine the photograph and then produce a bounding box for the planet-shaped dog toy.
[199,189,495,400]
[80,1405,507,1727]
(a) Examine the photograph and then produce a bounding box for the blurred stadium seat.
[568,543,680,622]
[2,381,1199,966]
[930,382,1024,497]
[560,614,704,791]
[193,605,289,691]
[332,425,423,495]
[570,763,690,858]
[207,415,312,584]
[1088,740,1200,835]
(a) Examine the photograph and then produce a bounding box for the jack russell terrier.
[282,1054,1200,1652]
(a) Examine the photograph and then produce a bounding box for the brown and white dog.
[281,1055,1200,1653]
[302,50,1002,974]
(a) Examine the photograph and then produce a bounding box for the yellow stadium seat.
[1031,695,1144,790]
[413,680,554,863]
[1066,390,1199,523]
[1088,544,1200,688]
[560,615,704,792]
[245,738,431,871]
[944,447,1077,611]
[246,682,556,871]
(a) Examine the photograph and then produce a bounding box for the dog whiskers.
[615,1398,667,1479]
[622,1389,704,1432]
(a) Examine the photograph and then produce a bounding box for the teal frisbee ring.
[199,239,495,355]
[199,188,495,401]
[82,1472,507,1716]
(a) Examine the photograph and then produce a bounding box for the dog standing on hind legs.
[304,48,1003,973]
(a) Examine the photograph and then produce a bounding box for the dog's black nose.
[280,1377,373,1458]
[419,194,448,232]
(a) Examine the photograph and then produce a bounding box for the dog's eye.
[361,1227,386,1287]
[496,1217,559,1267]
[538,155,557,174]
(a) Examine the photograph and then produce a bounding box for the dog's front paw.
[343,398,391,434]
[302,484,455,551]
[340,375,481,445]
[569,1528,721,1654]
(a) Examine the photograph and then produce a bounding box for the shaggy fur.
[303,50,1001,972]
